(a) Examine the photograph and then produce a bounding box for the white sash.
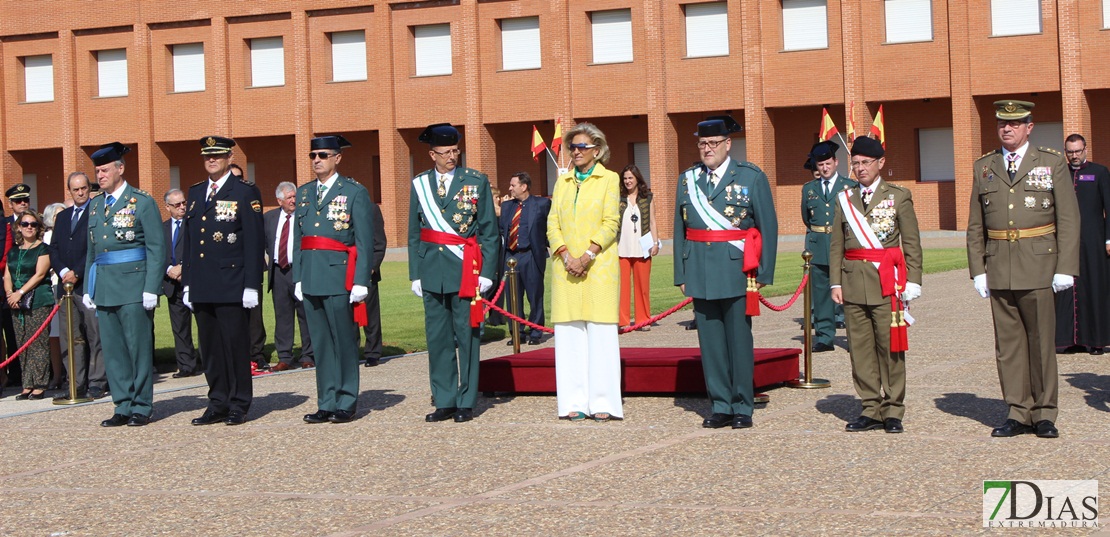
[412,173,464,260]
[685,168,744,253]
[837,189,912,323]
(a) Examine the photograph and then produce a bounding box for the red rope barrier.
[0,302,60,370]
[759,273,809,312]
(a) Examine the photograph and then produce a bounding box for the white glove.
[350,285,368,303]
[142,292,158,311]
[900,282,921,303]
[1052,274,1075,293]
[183,287,192,311]
[479,277,493,294]
[82,294,96,310]
[973,274,989,298]
[243,288,259,309]
[294,282,303,302]
[411,280,423,297]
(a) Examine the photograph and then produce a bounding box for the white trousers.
[554,321,623,418]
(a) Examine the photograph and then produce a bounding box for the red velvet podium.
[479,347,801,394]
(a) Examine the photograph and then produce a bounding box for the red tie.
[208,182,218,203]
[278,214,290,269]
[508,203,522,251]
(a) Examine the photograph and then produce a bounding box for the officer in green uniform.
[802,141,856,352]
[673,115,778,430]
[82,142,166,427]
[293,135,373,424]
[408,123,499,424]
[967,100,1081,439]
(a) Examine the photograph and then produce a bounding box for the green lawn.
[152,248,969,368]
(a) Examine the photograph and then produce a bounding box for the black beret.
[695,115,742,137]
[5,183,30,200]
[803,158,816,171]
[199,136,236,155]
[90,142,131,167]
[808,141,839,163]
[418,124,459,146]
[851,136,885,158]
[310,135,352,151]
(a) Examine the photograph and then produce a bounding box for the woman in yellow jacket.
[548,122,622,421]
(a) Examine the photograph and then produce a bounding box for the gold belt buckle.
[1006,229,1019,242]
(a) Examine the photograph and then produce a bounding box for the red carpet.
[479,347,801,394]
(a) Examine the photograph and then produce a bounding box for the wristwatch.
[585,250,597,261]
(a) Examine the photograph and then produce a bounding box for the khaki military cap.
[994,100,1035,121]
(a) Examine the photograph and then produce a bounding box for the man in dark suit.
[48,171,106,399]
[182,136,265,426]
[362,199,387,367]
[266,181,314,372]
[497,172,550,345]
[162,188,199,378]
[231,163,269,372]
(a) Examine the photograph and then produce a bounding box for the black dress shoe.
[527,337,541,345]
[28,392,45,400]
[127,414,151,426]
[224,412,246,426]
[426,407,458,422]
[363,357,379,367]
[812,342,835,353]
[845,416,884,432]
[836,321,846,329]
[702,413,733,428]
[884,418,904,433]
[1091,348,1105,356]
[101,413,130,427]
[328,410,356,423]
[991,419,1035,437]
[14,392,30,400]
[88,388,107,399]
[732,414,753,429]
[191,410,228,426]
[1035,420,1059,438]
[303,410,334,424]
[685,321,698,331]
[454,408,474,422]
[172,371,197,379]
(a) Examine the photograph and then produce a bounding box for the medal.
[213,231,224,242]
[452,213,463,223]
[228,233,237,244]
[459,222,468,233]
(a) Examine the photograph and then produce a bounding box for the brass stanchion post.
[55,282,92,405]
[506,258,521,354]
[788,250,830,389]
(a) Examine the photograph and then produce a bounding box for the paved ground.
[2,234,1109,536]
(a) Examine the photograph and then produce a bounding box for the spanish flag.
[531,125,547,161]
[847,101,857,142]
[870,104,886,149]
[550,119,563,160]
[819,107,839,142]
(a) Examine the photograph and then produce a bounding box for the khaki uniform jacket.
[830,180,923,306]
[967,147,1080,289]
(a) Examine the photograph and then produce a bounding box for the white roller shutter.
[332,30,367,82]
[991,0,1041,37]
[502,17,541,71]
[919,128,955,181]
[97,49,128,97]
[172,43,205,93]
[685,2,729,58]
[591,9,633,64]
[414,24,452,76]
[169,166,181,191]
[1104,0,1110,29]
[885,0,933,44]
[250,37,285,87]
[1029,122,1064,153]
[782,0,828,51]
[632,142,651,186]
[23,55,53,103]
[22,174,38,210]
[728,137,747,162]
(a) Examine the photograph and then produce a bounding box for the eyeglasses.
[1065,149,1086,155]
[697,139,728,149]
[308,152,336,160]
[167,201,186,208]
[850,159,879,169]
[19,221,39,228]
[569,143,598,151]
[432,148,461,157]
[11,199,29,204]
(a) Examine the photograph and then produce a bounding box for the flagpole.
[834,132,855,180]
[544,146,559,169]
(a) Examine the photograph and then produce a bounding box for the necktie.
[278,214,290,269]
[207,182,218,203]
[70,207,82,234]
[1007,153,1019,179]
[862,188,873,206]
[171,220,180,265]
[317,182,327,203]
[438,175,447,198]
[822,179,830,196]
[508,203,522,251]
[106,195,116,208]
[707,170,717,190]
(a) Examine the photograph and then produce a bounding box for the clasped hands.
[563,251,593,277]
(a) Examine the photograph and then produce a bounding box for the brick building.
[0,0,1106,244]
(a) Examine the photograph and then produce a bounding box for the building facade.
[1,0,1107,244]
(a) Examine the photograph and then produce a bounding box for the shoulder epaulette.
[977,149,1001,160]
[682,164,702,174]
[738,161,764,173]
[238,178,255,186]
[131,188,151,198]
[189,179,206,189]
[1038,146,1062,155]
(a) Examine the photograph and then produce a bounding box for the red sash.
[684,227,763,316]
[843,246,909,352]
[420,229,484,327]
[300,236,367,326]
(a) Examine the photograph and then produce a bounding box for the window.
[331,30,367,82]
[1105,0,1110,29]
[414,24,452,76]
[885,0,932,43]
[23,55,53,103]
[22,174,38,209]
[783,0,828,51]
[591,9,633,64]
[97,49,128,97]
[991,0,1041,37]
[501,17,541,71]
[172,43,205,93]
[250,37,285,87]
[918,128,954,181]
[1029,122,1064,153]
[169,166,181,191]
[685,2,729,58]
[632,142,652,186]
[728,137,747,163]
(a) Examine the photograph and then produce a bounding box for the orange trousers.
[619,256,652,327]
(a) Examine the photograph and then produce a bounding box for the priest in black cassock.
[1055,133,1110,355]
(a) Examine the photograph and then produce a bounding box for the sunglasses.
[167,201,186,208]
[569,143,598,151]
[308,152,336,160]
[19,221,39,228]
[12,199,29,204]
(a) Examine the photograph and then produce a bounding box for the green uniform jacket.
[802,173,856,266]
[407,167,499,293]
[674,159,778,299]
[829,180,923,306]
[84,184,166,307]
[292,175,373,296]
[967,146,1081,289]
